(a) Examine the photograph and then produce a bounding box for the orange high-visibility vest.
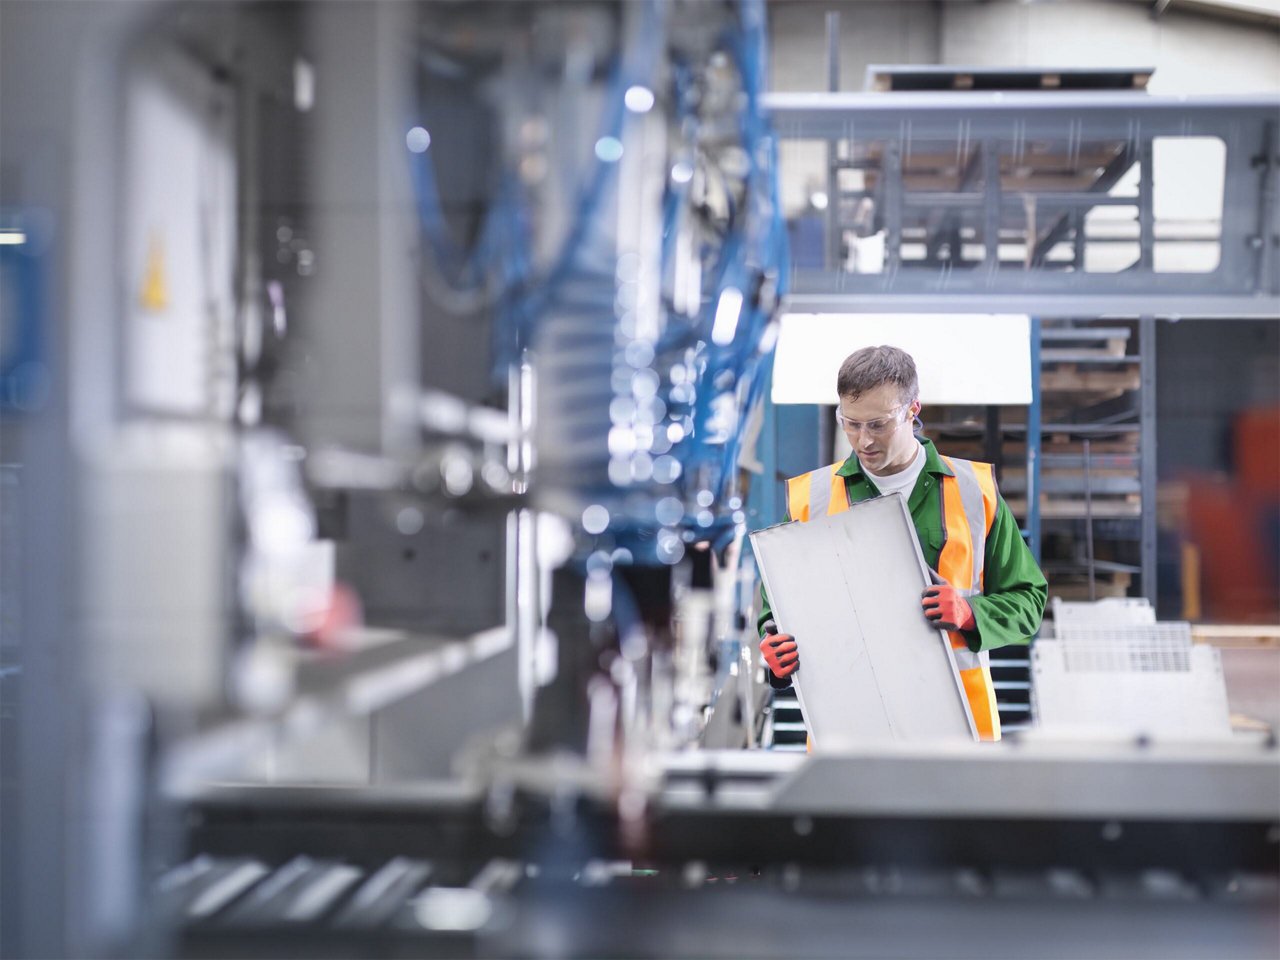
[784,455,1002,742]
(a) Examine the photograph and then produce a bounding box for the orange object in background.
[1234,406,1280,500]
[1184,478,1276,622]
[1182,406,1280,624]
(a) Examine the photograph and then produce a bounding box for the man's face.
[837,382,921,475]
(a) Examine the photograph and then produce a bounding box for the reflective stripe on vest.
[938,456,1001,741]
[785,462,849,523]
[785,456,1002,743]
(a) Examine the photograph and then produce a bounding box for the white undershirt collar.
[863,440,926,499]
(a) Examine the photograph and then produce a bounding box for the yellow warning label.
[140,233,169,312]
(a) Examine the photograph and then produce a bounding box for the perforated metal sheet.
[750,494,976,747]
[1032,639,1233,738]
[1050,596,1156,629]
[1054,622,1193,646]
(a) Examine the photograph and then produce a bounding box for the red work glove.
[758,620,799,680]
[921,583,976,632]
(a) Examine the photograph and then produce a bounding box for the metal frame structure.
[758,83,1263,716]
[1139,315,1159,604]
[1025,318,1157,607]
[766,87,1266,610]
[1025,318,1042,562]
[766,91,1280,318]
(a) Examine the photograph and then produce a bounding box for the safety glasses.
[834,404,909,438]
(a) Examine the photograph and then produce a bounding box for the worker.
[757,345,1046,741]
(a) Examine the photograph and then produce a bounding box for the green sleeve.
[757,580,775,637]
[965,494,1048,653]
[755,500,790,639]
[755,505,794,689]
[756,578,795,690]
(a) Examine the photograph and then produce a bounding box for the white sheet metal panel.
[771,314,1031,406]
[749,494,976,747]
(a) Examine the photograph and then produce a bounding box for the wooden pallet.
[1005,495,1142,519]
[1041,341,1129,360]
[1042,433,1140,453]
[1047,574,1133,602]
[1006,466,1139,478]
[1191,624,1280,649]
[1041,365,1141,394]
[938,440,1140,463]
[1001,466,1140,497]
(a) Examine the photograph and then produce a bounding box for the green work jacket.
[757,437,1046,668]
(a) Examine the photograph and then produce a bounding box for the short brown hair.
[837,345,919,403]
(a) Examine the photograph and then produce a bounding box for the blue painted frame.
[0,218,45,412]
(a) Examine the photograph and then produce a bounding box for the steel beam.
[771,92,1280,318]
[1138,141,1155,271]
[783,289,1280,318]
[1030,143,1135,266]
[823,11,840,269]
[1139,316,1158,609]
[1026,318,1042,563]
[764,91,1280,138]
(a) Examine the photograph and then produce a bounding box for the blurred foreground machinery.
[6,0,794,955]
[97,0,791,812]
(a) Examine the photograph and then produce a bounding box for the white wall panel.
[772,313,1032,406]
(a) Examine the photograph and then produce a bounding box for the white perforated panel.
[1055,622,1193,646]
[1032,639,1233,739]
[1050,597,1156,629]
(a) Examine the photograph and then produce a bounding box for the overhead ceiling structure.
[1148,0,1280,25]
[768,83,1280,317]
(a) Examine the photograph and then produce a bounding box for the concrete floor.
[1219,647,1280,732]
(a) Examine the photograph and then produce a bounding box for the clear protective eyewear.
[834,403,909,438]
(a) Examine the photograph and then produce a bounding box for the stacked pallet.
[1033,326,1143,526]
[930,326,1142,520]
[923,321,1147,605]
[1005,431,1142,520]
[1040,562,1136,601]
[927,425,1142,520]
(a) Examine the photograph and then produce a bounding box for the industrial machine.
[1,2,1276,958]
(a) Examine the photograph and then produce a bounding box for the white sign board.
[750,494,977,747]
[771,314,1031,406]
[125,47,237,417]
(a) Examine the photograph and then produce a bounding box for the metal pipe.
[1254,120,1278,296]
[1138,141,1155,271]
[1083,437,1096,602]
[983,141,1001,270]
[764,90,1280,124]
[1026,317,1042,564]
[900,192,1146,209]
[1139,316,1158,608]
[884,142,903,272]
[824,12,840,269]
[825,11,839,94]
